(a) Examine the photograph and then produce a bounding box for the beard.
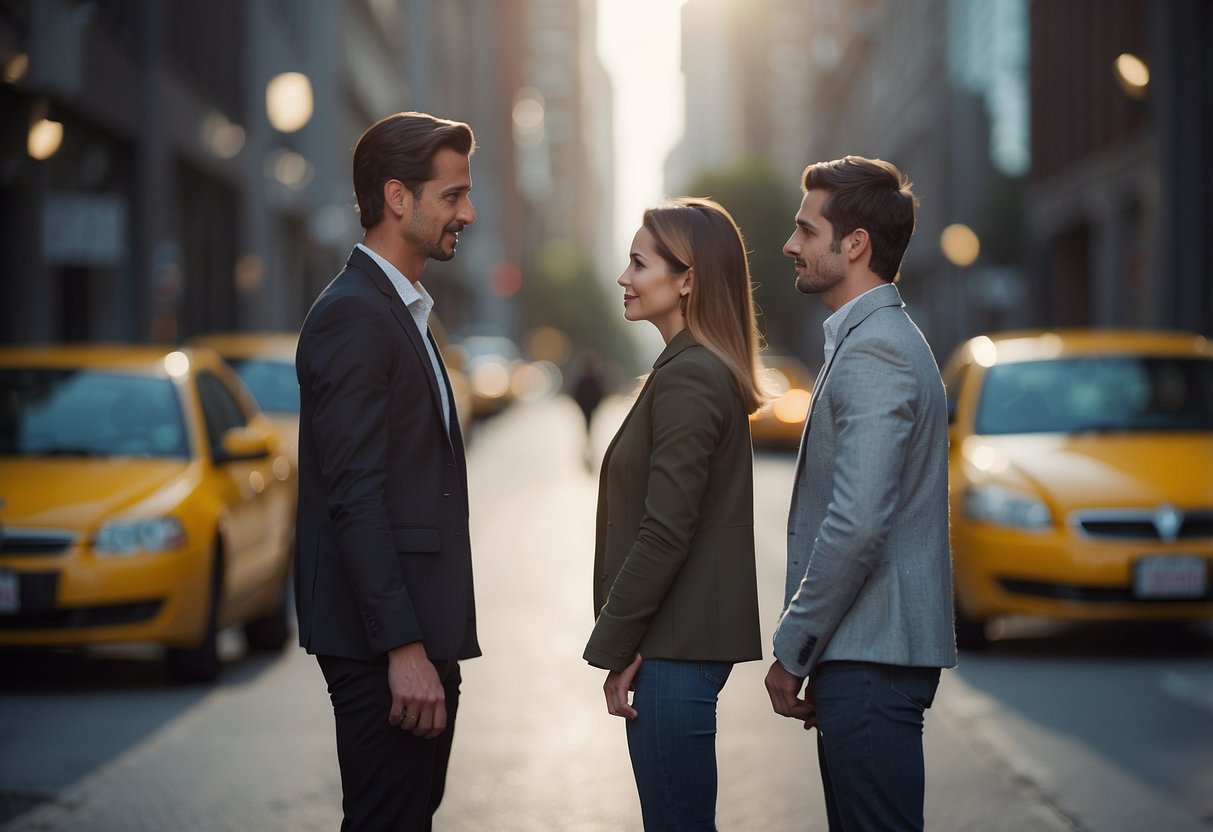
[794,252,845,295]
[407,209,463,263]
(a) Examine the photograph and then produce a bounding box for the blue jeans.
[813,661,941,832]
[625,658,733,831]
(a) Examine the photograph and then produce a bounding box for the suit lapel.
[598,330,697,480]
[346,248,455,453]
[791,283,906,482]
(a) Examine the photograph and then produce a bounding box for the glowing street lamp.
[1114,53,1149,100]
[940,223,980,268]
[27,118,63,160]
[266,72,313,133]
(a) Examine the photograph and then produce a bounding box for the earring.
[678,294,688,317]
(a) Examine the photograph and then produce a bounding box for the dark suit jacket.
[583,330,763,672]
[294,247,479,662]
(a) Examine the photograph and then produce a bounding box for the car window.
[195,371,249,448]
[976,357,1213,435]
[225,358,299,415]
[0,368,189,458]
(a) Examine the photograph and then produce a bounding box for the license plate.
[1133,556,1208,600]
[0,569,18,614]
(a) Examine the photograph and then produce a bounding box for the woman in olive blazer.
[584,198,766,831]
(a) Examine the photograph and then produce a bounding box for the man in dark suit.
[295,111,480,831]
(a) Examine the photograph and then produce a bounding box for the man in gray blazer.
[764,156,957,831]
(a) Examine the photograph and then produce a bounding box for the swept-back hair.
[643,197,767,414]
[353,111,475,229]
[802,156,918,282]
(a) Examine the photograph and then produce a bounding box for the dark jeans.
[317,655,461,832]
[625,658,734,831]
[812,661,941,832]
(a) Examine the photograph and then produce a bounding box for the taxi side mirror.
[214,426,271,464]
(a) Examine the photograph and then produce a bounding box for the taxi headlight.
[961,485,1052,531]
[94,517,187,556]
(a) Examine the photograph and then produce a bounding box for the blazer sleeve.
[302,292,423,653]
[773,334,918,676]
[583,355,728,670]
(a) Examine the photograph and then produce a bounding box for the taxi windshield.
[0,368,189,458]
[976,356,1213,435]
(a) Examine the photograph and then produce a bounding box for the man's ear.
[846,229,870,263]
[382,179,410,220]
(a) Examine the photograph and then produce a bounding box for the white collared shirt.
[822,285,883,367]
[356,243,452,435]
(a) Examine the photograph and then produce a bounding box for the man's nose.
[460,197,477,226]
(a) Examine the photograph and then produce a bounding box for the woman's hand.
[603,653,643,719]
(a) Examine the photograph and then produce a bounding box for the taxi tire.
[954,603,989,650]
[166,546,223,683]
[244,567,290,652]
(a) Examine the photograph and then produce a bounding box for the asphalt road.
[1,396,1210,831]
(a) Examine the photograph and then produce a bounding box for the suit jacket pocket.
[393,526,441,553]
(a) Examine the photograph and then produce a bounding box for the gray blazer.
[773,283,957,677]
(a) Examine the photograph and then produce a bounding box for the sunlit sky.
[597,0,689,260]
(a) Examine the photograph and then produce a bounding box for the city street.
[1,396,1211,832]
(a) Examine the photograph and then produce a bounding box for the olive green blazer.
[583,329,763,672]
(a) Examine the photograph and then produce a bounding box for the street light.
[940,223,980,268]
[1114,53,1149,101]
[27,118,63,160]
[941,223,981,342]
[266,72,313,133]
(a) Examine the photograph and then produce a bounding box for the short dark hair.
[802,156,918,282]
[352,112,475,229]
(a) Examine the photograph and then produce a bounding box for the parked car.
[459,334,521,419]
[942,329,1213,647]
[188,332,300,465]
[0,344,296,681]
[750,354,815,450]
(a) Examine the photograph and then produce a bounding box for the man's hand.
[386,642,446,739]
[604,653,643,720]
[764,659,818,730]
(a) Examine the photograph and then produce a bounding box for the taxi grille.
[1073,509,1213,541]
[0,530,75,555]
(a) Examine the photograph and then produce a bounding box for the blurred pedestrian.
[584,198,766,830]
[568,350,607,469]
[294,111,481,831]
[764,156,957,832]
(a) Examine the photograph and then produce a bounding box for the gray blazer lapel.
[790,283,906,486]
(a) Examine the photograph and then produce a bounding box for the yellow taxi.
[750,354,815,451]
[942,329,1213,647]
[0,345,296,680]
[187,332,300,464]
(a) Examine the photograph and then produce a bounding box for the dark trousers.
[318,655,461,832]
[812,661,941,832]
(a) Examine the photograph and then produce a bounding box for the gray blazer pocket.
[393,526,441,553]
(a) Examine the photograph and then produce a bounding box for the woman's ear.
[680,267,694,296]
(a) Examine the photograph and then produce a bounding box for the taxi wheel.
[954,602,989,650]
[166,545,223,682]
[244,565,290,652]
